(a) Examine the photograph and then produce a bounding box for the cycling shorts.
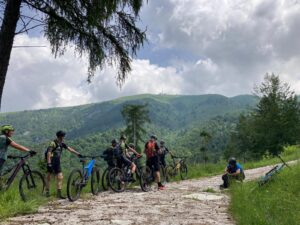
[146,155,160,172]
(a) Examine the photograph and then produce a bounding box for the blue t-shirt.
[227,163,243,174]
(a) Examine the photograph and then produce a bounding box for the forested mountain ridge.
[0,94,258,146]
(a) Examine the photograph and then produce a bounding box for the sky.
[2,0,300,112]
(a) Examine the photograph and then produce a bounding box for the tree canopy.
[0,0,146,108]
[226,74,300,159]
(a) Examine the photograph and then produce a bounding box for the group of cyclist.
[0,124,244,199]
[103,134,170,191]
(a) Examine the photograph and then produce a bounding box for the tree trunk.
[0,0,22,109]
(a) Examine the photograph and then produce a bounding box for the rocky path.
[1,163,290,225]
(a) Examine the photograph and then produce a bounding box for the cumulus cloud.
[140,0,300,95]
[3,35,182,112]
[3,0,300,111]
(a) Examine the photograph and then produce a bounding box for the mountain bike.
[108,154,144,192]
[165,154,188,181]
[0,153,45,201]
[67,155,101,201]
[258,155,290,186]
[140,159,167,192]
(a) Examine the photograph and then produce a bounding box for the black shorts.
[117,154,132,168]
[147,155,160,172]
[51,156,62,174]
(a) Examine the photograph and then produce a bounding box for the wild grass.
[229,162,300,225]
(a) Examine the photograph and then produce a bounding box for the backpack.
[145,141,156,158]
[44,140,59,162]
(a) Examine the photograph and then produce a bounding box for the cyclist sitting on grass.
[0,125,36,174]
[144,135,165,190]
[220,157,245,189]
[118,135,141,180]
[45,130,82,199]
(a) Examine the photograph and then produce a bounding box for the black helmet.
[150,134,157,140]
[228,157,237,165]
[111,139,118,145]
[129,143,135,148]
[160,140,165,145]
[120,134,127,140]
[56,130,66,138]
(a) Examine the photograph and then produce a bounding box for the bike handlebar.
[7,153,32,160]
[277,155,291,169]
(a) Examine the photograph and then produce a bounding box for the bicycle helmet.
[56,130,66,138]
[228,157,237,165]
[150,134,157,140]
[111,139,118,145]
[129,143,135,148]
[160,140,165,145]
[1,124,15,134]
[120,134,127,140]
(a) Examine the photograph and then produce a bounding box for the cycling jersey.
[47,140,68,158]
[0,135,12,161]
[46,139,68,174]
[227,163,243,173]
[119,142,129,155]
[145,140,159,159]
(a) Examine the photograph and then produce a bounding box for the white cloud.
[3,1,300,111]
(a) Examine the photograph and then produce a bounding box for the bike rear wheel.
[101,167,110,191]
[180,162,188,180]
[67,169,83,202]
[108,168,126,193]
[19,170,45,202]
[91,167,100,195]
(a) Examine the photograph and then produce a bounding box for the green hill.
[0,94,258,165]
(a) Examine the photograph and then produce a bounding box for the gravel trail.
[1,163,291,225]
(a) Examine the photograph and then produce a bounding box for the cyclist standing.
[45,130,82,199]
[144,135,165,190]
[118,135,140,178]
[158,140,169,168]
[220,157,245,189]
[0,125,36,173]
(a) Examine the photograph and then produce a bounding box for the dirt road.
[1,164,283,225]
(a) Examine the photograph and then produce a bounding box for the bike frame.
[83,159,95,179]
[2,154,31,190]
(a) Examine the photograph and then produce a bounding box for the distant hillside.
[0,94,258,145]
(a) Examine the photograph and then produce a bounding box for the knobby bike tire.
[165,165,174,182]
[67,169,83,202]
[140,166,153,192]
[108,167,126,193]
[91,167,100,195]
[19,170,45,202]
[180,163,188,180]
[101,167,109,191]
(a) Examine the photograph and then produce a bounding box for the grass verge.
[229,162,300,225]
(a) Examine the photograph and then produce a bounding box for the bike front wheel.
[91,167,100,195]
[19,170,45,202]
[165,165,174,182]
[140,166,153,192]
[108,168,126,193]
[180,163,188,180]
[67,169,83,202]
